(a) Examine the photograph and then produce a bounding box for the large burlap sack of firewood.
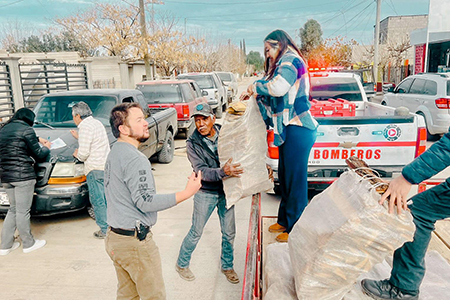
[288,169,415,300]
[218,97,273,208]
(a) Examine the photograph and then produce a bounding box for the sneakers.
[268,223,286,233]
[221,269,240,284]
[23,239,46,254]
[361,279,419,300]
[93,230,106,239]
[276,232,289,243]
[175,264,195,281]
[0,241,21,256]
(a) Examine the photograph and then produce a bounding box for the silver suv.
[215,71,238,104]
[178,72,227,118]
[382,73,450,140]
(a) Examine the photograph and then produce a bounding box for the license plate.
[0,192,9,205]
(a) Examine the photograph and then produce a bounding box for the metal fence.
[0,61,14,123]
[19,62,88,108]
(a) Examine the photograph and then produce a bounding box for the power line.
[320,0,367,26]
[184,1,344,20]
[326,1,374,39]
[186,8,355,22]
[387,0,399,15]
[164,0,287,5]
[0,0,24,8]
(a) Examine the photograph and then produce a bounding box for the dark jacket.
[0,108,50,183]
[186,124,226,194]
[402,131,450,184]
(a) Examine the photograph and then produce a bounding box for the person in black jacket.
[175,103,243,284]
[0,108,50,255]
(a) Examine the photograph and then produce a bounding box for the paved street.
[0,77,279,300]
[1,78,449,300]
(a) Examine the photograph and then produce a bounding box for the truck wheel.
[417,112,440,141]
[215,104,223,119]
[157,131,174,163]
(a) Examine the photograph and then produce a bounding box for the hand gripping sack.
[288,170,415,300]
[218,97,273,208]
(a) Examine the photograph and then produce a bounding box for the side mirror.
[387,87,395,93]
[202,90,208,96]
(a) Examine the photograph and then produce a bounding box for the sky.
[0,0,431,54]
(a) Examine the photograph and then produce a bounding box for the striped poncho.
[253,49,318,146]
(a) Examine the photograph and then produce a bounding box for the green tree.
[299,19,323,56]
[246,51,264,71]
[6,32,88,54]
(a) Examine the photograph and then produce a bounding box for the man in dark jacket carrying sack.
[175,103,243,284]
[361,132,450,299]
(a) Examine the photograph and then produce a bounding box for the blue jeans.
[86,170,108,234]
[177,191,236,270]
[389,177,450,293]
[278,125,316,233]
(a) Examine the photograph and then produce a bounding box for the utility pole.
[139,0,152,80]
[373,0,382,89]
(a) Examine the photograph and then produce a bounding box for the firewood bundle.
[345,156,389,194]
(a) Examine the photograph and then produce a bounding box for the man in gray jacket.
[104,102,201,300]
[175,103,243,284]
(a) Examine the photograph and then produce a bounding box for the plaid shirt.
[202,131,218,158]
[254,50,318,146]
[76,116,110,175]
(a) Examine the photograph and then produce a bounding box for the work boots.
[361,279,419,300]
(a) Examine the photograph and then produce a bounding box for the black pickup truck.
[0,89,177,216]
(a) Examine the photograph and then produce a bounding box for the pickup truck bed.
[241,191,450,300]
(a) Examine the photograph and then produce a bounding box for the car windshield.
[34,95,117,127]
[217,73,232,81]
[179,75,214,89]
[137,84,182,103]
[311,77,363,101]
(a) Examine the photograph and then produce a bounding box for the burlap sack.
[289,170,415,300]
[218,97,273,208]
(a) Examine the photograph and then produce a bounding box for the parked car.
[136,79,206,137]
[0,89,177,216]
[381,73,450,140]
[215,71,238,104]
[177,72,228,118]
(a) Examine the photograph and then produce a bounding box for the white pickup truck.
[266,72,428,194]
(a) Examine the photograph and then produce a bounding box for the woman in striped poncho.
[240,29,318,243]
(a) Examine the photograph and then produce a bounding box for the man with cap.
[175,103,243,284]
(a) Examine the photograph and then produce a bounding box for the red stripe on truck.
[356,141,416,147]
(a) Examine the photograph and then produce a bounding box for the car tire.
[157,131,174,164]
[417,112,440,141]
[87,205,96,220]
[215,103,223,119]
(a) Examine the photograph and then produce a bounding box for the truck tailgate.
[310,116,418,168]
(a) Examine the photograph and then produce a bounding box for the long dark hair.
[263,29,304,80]
[1,107,35,130]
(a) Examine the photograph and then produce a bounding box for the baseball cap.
[191,103,214,117]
